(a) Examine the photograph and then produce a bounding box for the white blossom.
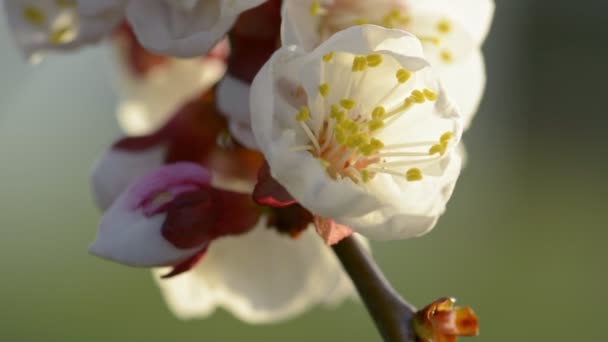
[90,137,362,323]
[125,0,267,57]
[2,0,123,57]
[111,36,226,136]
[281,0,494,128]
[250,25,463,240]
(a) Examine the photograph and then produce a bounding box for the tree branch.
[332,236,417,342]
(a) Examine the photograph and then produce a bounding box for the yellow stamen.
[440,50,453,63]
[437,19,452,34]
[340,99,356,110]
[406,168,423,181]
[368,119,385,132]
[396,68,412,83]
[309,1,321,15]
[296,106,310,122]
[423,88,438,101]
[49,25,75,44]
[440,131,453,143]
[319,83,330,97]
[323,52,334,62]
[23,6,45,26]
[366,54,383,67]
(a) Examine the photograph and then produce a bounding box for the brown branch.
[333,236,417,342]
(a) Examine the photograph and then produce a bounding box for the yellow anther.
[396,68,412,83]
[49,26,75,44]
[355,18,369,25]
[352,56,368,72]
[423,88,438,101]
[296,106,310,122]
[341,119,360,134]
[370,138,384,149]
[406,168,423,181]
[335,126,347,144]
[340,99,356,110]
[360,138,384,156]
[418,36,441,45]
[366,54,383,67]
[23,6,45,26]
[440,50,453,63]
[372,106,386,119]
[323,52,334,62]
[330,105,346,123]
[382,9,409,28]
[429,143,447,156]
[440,131,453,143]
[55,0,76,8]
[360,169,371,183]
[319,83,330,97]
[437,19,452,34]
[368,119,385,132]
[346,133,369,149]
[411,90,426,103]
[309,1,321,15]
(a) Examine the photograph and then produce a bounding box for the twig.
[332,236,417,342]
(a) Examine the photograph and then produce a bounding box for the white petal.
[90,144,166,211]
[154,218,359,323]
[437,49,486,130]
[407,0,495,45]
[111,37,225,135]
[251,25,463,239]
[90,163,211,267]
[126,0,266,57]
[217,75,258,148]
[336,152,462,240]
[280,0,322,50]
[217,75,251,124]
[3,0,122,57]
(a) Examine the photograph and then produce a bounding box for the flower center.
[309,0,456,63]
[291,52,454,184]
[20,2,78,45]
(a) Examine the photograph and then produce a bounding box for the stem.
[332,236,417,342]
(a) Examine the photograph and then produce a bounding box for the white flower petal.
[336,151,462,240]
[154,218,359,323]
[90,163,212,267]
[251,25,462,239]
[3,0,122,57]
[437,49,486,130]
[126,0,266,57]
[407,0,495,45]
[90,144,166,211]
[217,75,258,148]
[111,36,225,136]
[217,75,251,124]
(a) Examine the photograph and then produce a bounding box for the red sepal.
[161,248,207,279]
[253,162,296,208]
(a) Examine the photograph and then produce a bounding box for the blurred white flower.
[2,0,123,58]
[154,217,358,324]
[111,27,227,136]
[250,25,463,240]
[281,0,494,128]
[90,108,361,323]
[125,0,267,57]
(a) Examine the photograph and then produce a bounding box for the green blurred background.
[1,1,606,341]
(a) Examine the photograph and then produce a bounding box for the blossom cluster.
[3,0,494,335]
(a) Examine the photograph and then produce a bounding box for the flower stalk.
[332,236,416,342]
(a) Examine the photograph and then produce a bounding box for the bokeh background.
[1,1,606,341]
